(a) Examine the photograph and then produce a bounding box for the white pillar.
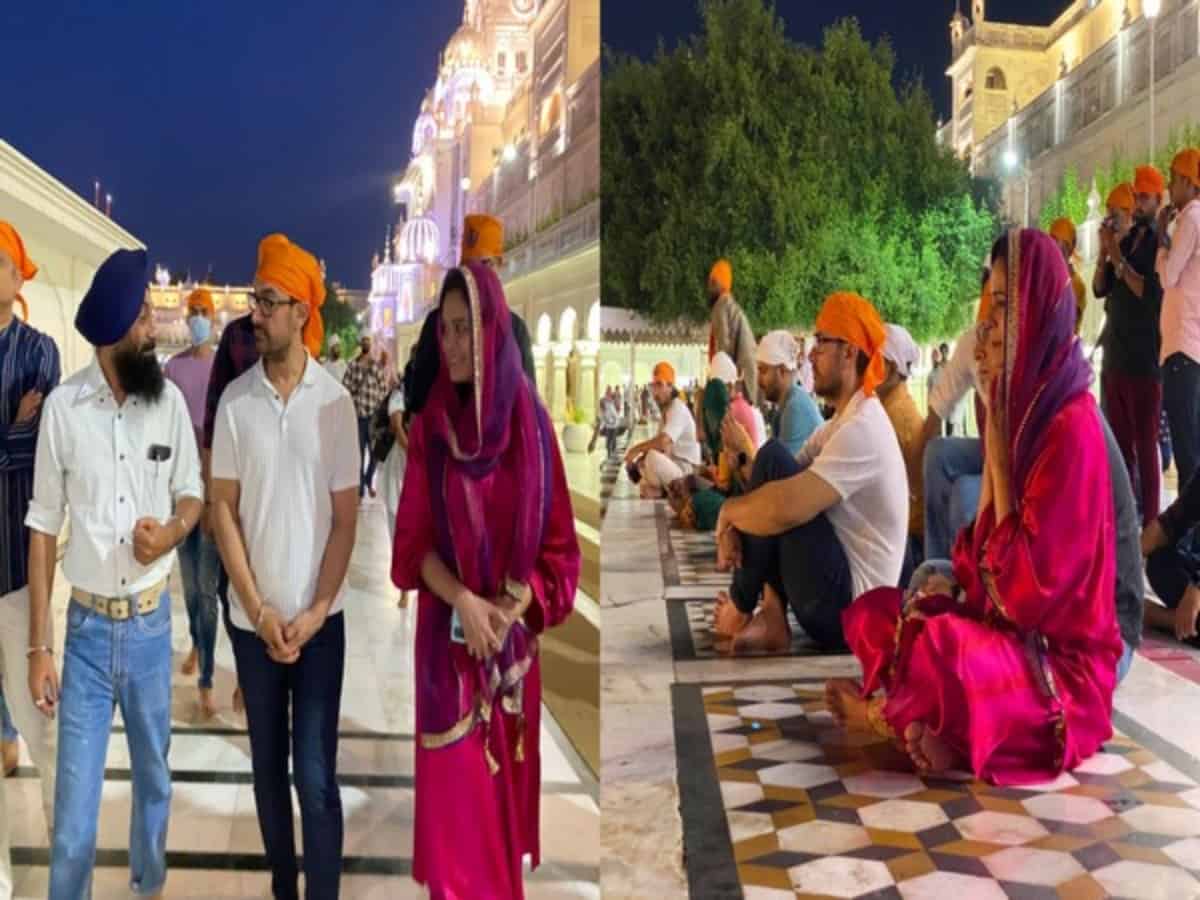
[576,339,599,421]
[551,342,571,421]
[533,344,551,408]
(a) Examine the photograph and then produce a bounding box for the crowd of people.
[624,148,1200,785]
[0,211,579,898]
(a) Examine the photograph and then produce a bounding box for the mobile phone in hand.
[450,609,467,644]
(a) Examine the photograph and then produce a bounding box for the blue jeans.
[0,686,17,743]
[230,613,345,900]
[51,599,173,899]
[1163,352,1200,494]
[923,437,984,562]
[1117,640,1135,685]
[177,528,221,689]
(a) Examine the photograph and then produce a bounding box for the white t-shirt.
[927,327,982,423]
[324,358,348,384]
[661,396,702,466]
[799,392,908,599]
[212,357,360,630]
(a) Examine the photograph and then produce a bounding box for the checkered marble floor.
[682,682,1200,899]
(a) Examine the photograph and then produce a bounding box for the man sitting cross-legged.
[623,361,702,499]
[711,293,908,653]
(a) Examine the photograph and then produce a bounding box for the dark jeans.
[901,534,924,590]
[1163,353,1200,494]
[1103,370,1163,525]
[357,416,376,496]
[729,441,853,649]
[230,613,346,900]
[1147,542,1200,614]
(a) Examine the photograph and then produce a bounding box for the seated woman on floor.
[827,228,1122,784]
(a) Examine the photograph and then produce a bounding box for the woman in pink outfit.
[828,228,1122,785]
[391,261,580,898]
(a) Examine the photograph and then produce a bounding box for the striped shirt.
[0,316,61,596]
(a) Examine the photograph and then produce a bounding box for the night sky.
[602,0,1058,118]
[6,0,461,290]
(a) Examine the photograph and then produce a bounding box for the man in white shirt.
[323,335,347,384]
[713,293,907,653]
[210,234,359,900]
[26,249,203,900]
[918,270,990,562]
[623,361,702,498]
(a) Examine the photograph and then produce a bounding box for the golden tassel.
[515,712,526,763]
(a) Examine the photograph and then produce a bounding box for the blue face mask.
[187,315,212,346]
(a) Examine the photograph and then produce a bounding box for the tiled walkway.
[8,500,598,898]
[601,471,1200,900]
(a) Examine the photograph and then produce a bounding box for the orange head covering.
[185,288,215,316]
[1105,183,1135,214]
[0,221,38,322]
[255,233,326,357]
[461,214,504,262]
[652,361,676,385]
[814,291,887,397]
[977,278,994,325]
[1134,165,1166,197]
[1048,217,1077,250]
[1171,148,1200,189]
[709,259,732,295]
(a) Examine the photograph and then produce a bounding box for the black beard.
[113,344,165,403]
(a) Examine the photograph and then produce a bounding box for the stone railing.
[977,0,1200,177]
[505,198,599,279]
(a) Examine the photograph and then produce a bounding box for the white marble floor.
[6,500,598,899]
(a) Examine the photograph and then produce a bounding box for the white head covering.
[756,330,798,371]
[708,351,738,384]
[883,323,920,378]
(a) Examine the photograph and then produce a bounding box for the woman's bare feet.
[198,687,217,719]
[731,585,791,653]
[825,679,873,730]
[904,722,960,775]
[713,591,751,637]
[181,646,199,676]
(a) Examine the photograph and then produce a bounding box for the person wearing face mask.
[164,289,222,717]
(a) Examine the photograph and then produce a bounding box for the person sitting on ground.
[878,323,926,581]
[623,362,702,499]
[1141,467,1200,647]
[827,229,1122,783]
[710,293,908,653]
[1049,217,1089,334]
[719,332,822,490]
[918,267,992,562]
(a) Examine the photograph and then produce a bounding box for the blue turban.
[75,249,149,346]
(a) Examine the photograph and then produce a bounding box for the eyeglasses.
[248,292,299,317]
[812,335,846,351]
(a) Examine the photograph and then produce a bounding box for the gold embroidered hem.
[420,708,477,750]
[866,697,896,740]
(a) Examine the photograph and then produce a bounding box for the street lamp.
[1146,0,1161,158]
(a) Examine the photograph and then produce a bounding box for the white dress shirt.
[25,358,202,597]
[1158,199,1200,364]
[212,356,359,631]
[926,327,982,423]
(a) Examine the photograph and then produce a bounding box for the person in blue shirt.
[760,330,822,457]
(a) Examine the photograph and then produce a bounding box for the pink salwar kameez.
[843,229,1123,786]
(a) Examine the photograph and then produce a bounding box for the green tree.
[319,282,361,356]
[601,0,997,342]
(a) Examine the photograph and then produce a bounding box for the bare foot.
[731,586,791,653]
[397,590,410,610]
[369,486,377,499]
[232,686,245,714]
[181,646,198,676]
[716,526,741,572]
[713,591,751,637]
[2,740,18,777]
[904,722,959,775]
[197,688,217,720]
[825,678,872,730]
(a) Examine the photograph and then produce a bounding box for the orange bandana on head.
[1134,165,1165,197]
[709,259,732,295]
[1172,148,1200,189]
[1049,217,1077,251]
[652,361,676,385]
[461,214,504,262]
[814,291,887,398]
[186,288,215,316]
[0,221,38,322]
[977,278,994,325]
[1106,183,1135,214]
[255,233,326,357]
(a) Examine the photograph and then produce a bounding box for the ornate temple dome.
[396,216,440,265]
[442,24,487,77]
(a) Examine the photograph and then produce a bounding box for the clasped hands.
[256,604,327,664]
[455,589,532,661]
